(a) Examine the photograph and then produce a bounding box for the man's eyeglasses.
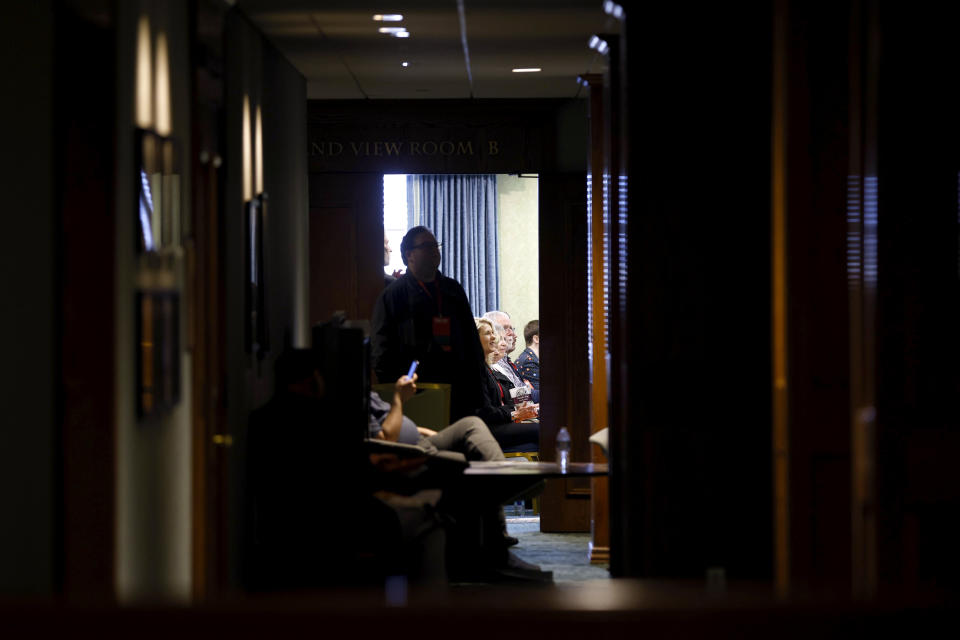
[411,241,442,251]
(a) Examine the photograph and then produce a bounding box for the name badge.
[432,316,452,352]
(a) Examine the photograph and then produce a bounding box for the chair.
[503,450,540,462]
[501,444,541,515]
[371,382,451,432]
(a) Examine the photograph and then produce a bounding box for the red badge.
[432,316,452,352]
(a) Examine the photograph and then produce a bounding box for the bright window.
[383,174,409,276]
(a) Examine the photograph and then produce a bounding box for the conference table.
[458,460,607,509]
[464,460,608,477]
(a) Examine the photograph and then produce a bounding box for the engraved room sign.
[307,100,556,173]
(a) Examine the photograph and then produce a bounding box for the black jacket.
[372,272,486,421]
[478,366,513,426]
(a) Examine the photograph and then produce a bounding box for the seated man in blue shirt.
[516,319,540,393]
[369,373,505,462]
[369,373,522,552]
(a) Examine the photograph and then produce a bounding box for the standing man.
[516,319,540,393]
[483,310,539,403]
[372,226,486,422]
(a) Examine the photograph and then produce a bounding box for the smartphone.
[406,360,419,378]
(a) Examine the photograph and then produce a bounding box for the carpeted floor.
[505,517,610,582]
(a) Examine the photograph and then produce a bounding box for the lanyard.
[488,367,505,404]
[416,279,443,317]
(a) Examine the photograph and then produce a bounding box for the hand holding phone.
[396,369,418,403]
[407,360,419,378]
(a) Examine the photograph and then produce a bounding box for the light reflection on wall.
[255,105,263,194]
[242,95,252,201]
[602,170,610,341]
[587,172,594,372]
[863,176,878,287]
[135,15,153,129]
[135,15,172,136]
[618,174,628,309]
[154,32,171,136]
[847,175,863,290]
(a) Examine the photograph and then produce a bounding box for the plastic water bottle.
[556,427,571,472]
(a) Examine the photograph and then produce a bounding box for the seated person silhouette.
[248,347,546,586]
[516,319,541,393]
[245,348,444,589]
[474,318,539,452]
[369,372,518,549]
[484,310,539,403]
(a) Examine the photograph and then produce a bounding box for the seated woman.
[474,317,539,451]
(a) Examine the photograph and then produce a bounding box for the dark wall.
[224,11,308,587]
[873,0,960,591]
[0,0,55,594]
[772,0,960,594]
[224,11,308,414]
[612,2,773,579]
[261,38,309,352]
[779,0,856,590]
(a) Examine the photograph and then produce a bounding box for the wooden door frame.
[190,0,230,599]
[538,172,592,532]
[583,72,611,561]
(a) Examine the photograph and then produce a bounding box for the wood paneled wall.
[538,172,591,532]
[869,0,960,593]
[308,173,383,327]
[57,6,117,597]
[773,0,960,595]
[583,73,610,561]
[775,0,857,592]
[610,3,774,579]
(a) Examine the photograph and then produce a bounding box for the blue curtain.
[412,174,499,316]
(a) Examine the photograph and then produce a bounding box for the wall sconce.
[134,13,182,420]
[244,95,269,359]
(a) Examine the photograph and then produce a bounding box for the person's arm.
[519,358,541,394]
[377,374,418,441]
[527,380,540,404]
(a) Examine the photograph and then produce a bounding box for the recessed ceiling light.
[603,1,624,17]
[378,27,410,37]
[402,61,409,67]
[589,35,609,54]
[373,14,403,22]
[512,68,541,73]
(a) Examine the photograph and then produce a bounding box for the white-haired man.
[482,310,539,404]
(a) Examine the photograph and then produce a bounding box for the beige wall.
[497,174,539,358]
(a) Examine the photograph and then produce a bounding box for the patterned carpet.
[505,517,610,582]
